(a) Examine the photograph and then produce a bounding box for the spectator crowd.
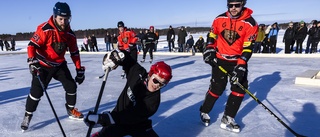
[2,20,320,54]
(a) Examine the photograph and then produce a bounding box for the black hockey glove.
[84,111,115,127]
[203,48,217,66]
[102,49,125,71]
[231,64,247,84]
[27,58,41,76]
[75,66,85,85]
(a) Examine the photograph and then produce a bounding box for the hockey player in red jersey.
[199,0,258,133]
[21,2,85,131]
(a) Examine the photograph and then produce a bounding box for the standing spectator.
[83,35,89,52]
[154,29,159,52]
[178,26,187,52]
[141,26,158,63]
[253,24,265,53]
[186,35,194,53]
[111,33,118,50]
[4,40,10,51]
[305,20,317,54]
[104,32,112,51]
[88,36,94,52]
[136,30,145,52]
[91,34,98,52]
[262,25,272,53]
[166,25,175,52]
[267,22,279,53]
[0,38,4,51]
[311,22,320,53]
[10,38,16,51]
[20,2,85,131]
[200,0,258,133]
[283,22,295,54]
[194,35,205,53]
[85,50,172,137]
[295,21,308,54]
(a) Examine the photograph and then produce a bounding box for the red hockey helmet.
[148,61,172,83]
[150,26,154,30]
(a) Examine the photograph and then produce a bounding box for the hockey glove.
[75,66,85,85]
[27,58,41,76]
[102,49,125,71]
[231,64,247,84]
[84,111,115,127]
[203,48,217,66]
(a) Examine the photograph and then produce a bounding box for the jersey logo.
[122,37,128,44]
[221,29,240,46]
[51,42,67,55]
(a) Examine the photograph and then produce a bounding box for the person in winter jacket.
[305,20,317,54]
[0,39,4,51]
[294,21,308,54]
[267,22,279,53]
[195,36,205,52]
[177,26,187,52]
[311,22,320,53]
[253,24,265,53]
[186,35,194,53]
[166,25,175,52]
[262,25,272,53]
[85,49,172,137]
[283,22,295,54]
[104,32,112,51]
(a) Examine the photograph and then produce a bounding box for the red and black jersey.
[208,7,258,65]
[27,15,81,69]
[117,29,138,51]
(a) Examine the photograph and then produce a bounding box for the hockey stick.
[86,67,111,137]
[215,65,305,137]
[36,73,66,137]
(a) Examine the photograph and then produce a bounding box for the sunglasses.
[228,4,242,8]
[152,76,166,88]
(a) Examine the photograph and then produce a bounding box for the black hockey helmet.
[227,0,246,6]
[117,21,125,28]
[53,2,71,17]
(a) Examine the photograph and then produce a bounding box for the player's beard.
[54,20,69,31]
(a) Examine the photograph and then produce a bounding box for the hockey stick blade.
[98,74,105,79]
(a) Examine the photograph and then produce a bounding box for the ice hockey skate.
[140,59,145,63]
[65,104,84,120]
[220,115,240,133]
[149,59,153,64]
[200,112,210,127]
[21,112,33,131]
[121,72,125,79]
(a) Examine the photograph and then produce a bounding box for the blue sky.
[1,0,320,34]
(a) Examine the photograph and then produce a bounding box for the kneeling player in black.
[85,49,173,137]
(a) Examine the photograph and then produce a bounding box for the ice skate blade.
[220,123,240,133]
[202,122,209,127]
[68,116,84,120]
